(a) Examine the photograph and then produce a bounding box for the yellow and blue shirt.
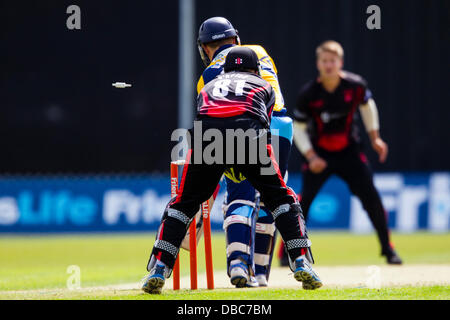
[197,44,286,115]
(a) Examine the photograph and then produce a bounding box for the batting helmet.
[197,17,241,66]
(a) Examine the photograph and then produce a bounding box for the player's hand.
[372,137,388,163]
[309,156,328,174]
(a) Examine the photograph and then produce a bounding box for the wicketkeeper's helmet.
[197,17,241,67]
[224,47,260,74]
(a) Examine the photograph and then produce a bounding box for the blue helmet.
[197,17,241,66]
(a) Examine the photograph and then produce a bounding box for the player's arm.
[197,63,224,94]
[293,120,327,173]
[360,98,379,135]
[293,121,313,158]
[359,92,388,163]
[259,55,285,113]
[245,45,285,113]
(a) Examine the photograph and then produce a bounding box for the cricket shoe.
[246,276,260,288]
[385,249,403,265]
[229,260,258,288]
[293,255,323,290]
[141,264,166,294]
[256,274,268,287]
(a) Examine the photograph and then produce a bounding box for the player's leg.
[223,176,259,288]
[254,203,276,286]
[222,117,290,288]
[299,163,332,221]
[336,147,402,264]
[223,131,292,288]
[235,143,322,289]
[180,184,221,251]
[255,115,292,283]
[143,151,225,293]
[277,159,332,266]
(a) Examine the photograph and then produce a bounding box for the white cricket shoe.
[256,274,268,287]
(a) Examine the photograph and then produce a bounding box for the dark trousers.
[172,118,296,216]
[300,143,393,255]
[151,117,307,268]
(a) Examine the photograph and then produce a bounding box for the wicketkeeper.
[142,47,322,294]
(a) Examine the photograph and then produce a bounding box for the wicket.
[170,160,215,290]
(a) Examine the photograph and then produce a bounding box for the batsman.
[142,47,322,294]
[196,17,293,287]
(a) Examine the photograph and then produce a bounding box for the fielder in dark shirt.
[292,40,402,265]
[295,71,371,152]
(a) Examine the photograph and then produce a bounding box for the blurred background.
[0,0,449,234]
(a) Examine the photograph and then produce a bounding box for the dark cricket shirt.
[196,71,276,128]
[294,71,372,152]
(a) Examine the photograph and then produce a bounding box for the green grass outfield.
[0,231,449,300]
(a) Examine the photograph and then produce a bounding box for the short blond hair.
[316,40,344,59]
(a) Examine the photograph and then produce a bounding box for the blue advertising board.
[0,173,448,233]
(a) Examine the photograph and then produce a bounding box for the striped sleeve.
[244,45,285,112]
[196,76,205,94]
